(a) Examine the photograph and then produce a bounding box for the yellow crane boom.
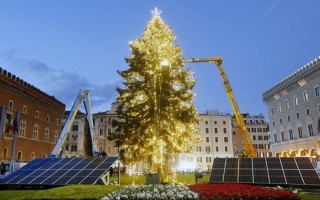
[184,57,257,157]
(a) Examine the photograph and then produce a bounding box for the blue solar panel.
[209,157,320,186]
[0,156,119,186]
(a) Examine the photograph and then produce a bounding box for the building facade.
[232,114,270,157]
[0,68,65,162]
[263,56,320,158]
[177,111,233,172]
[61,103,119,158]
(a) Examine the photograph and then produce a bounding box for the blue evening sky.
[0,1,319,121]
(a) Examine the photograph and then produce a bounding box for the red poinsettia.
[188,184,301,200]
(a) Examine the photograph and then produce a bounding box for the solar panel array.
[1,156,119,186]
[209,157,320,186]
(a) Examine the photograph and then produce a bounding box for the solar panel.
[0,156,119,187]
[209,157,320,186]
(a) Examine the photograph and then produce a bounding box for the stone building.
[232,114,270,157]
[177,111,233,172]
[0,68,65,162]
[61,103,119,158]
[263,56,320,159]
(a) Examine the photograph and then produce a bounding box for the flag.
[5,114,13,133]
[13,116,18,133]
[9,115,14,132]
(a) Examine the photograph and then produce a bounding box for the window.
[17,152,22,161]
[8,100,13,109]
[214,128,218,133]
[46,115,50,122]
[280,118,282,125]
[216,146,219,152]
[253,135,256,140]
[72,134,78,141]
[35,111,39,118]
[277,104,281,112]
[271,107,274,115]
[196,147,201,152]
[259,144,264,149]
[303,91,309,102]
[281,131,284,141]
[206,157,211,163]
[44,128,49,141]
[206,137,209,142]
[23,106,27,114]
[315,86,320,97]
[214,121,217,125]
[224,137,228,142]
[287,115,291,122]
[65,145,69,152]
[285,100,289,109]
[293,96,298,106]
[72,124,78,131]
[274,134,277,143]
[306,108,310,116]
[99,128,104,136]
[258,136,263,140]
[215,137,218,142]
[289,129,293,140]
[264,136,269,140]
[205,128,209,133]
[223,121,226,125]
[223,128,227,134]
[33,125,39,139]
[308,124,314,136]
[225,146,228,152]
[272,121,275,127]
[100,118,104,122]
[197,157,202,163]
[54,131,59,144]
[205,121,208,125]
[31,152,35,160]
[71,145,77,152]
[19,121,26,136]
[265,144,269,149]
[296,112,300,119]
[108,128,112,135]
[298,127,302,138]
[206,146,210,153]
[2,147,7,158]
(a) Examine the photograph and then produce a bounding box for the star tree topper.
[151,7,162,18]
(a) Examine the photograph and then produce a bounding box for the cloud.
[264,2,279,15]
[0,49,119,113]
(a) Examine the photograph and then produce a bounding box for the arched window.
[17,151,22,161]
[31,152,35,160]
[33,124,39,139]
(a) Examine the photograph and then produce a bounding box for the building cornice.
[263,56,320,103]
[0,67,65,113]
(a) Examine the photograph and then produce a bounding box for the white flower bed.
[102,184,199,200]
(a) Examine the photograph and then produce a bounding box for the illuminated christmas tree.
[111,8,200,182]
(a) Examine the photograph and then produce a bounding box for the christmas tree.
[110,8,200,182]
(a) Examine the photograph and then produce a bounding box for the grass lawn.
[0,174,318,199]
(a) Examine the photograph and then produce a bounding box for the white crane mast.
[50,89,99,157]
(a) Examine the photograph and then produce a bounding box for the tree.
[109,8,200,182]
